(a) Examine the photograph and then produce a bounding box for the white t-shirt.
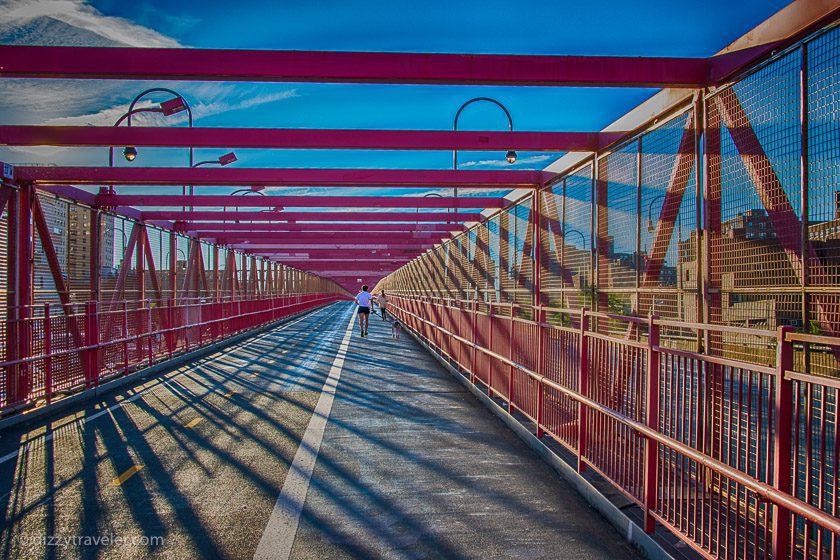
[356,291,373,307]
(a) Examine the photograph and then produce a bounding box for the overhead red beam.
[252,249,421,258]
[232,243,435,250]
[0,46,709,87]
[1,125,623,153]
[183,222,463,233]
[210,232,448,242]
[143,210,482,222]
[291,262,404,272]
[214,238,447,246]
[96,194,505,209]
[16,166,547,188]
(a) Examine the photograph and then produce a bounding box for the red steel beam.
[0,46,710,87]
[208,232,448,241]
[143,210,482,222]
[233,243,435,250]
[96,194,505,209]
[253,249,421,258]
[1,125,624,152]
[186,223,462,233]
[16,166,548,188]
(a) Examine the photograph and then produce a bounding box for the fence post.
[508,308,515,413]
[536,304,545,439]
[772,325,794,560]
[643,314,661,533]
[122,300,129,374]
[577,307,589,473]
[44,304,52,403]
[471,298,478,385]
[85,301,100,388]
[146,300,153,366]
[488,302,494,398]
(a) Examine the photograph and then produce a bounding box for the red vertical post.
[122,300,129,373]
[16,183,33,403]
[213,244,220,302]
[577,307,590,473]
[536,303,545,439]
[471,298,478,385]
[5,187,18,406]
[89,208,101,303]
[146,300,154,366]
[85,300,100,387]
[488,302,494,398]
[169,234,177,304]
[44,303,52,403]
[643,314,661,533]
[772,325,794,560]
[508,310,515,413]
[136,226,146,302]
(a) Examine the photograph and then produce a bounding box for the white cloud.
[42,88,300,126]
[0,0,182,47]
[459,154,554,168]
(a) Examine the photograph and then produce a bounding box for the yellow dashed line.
[185,417,203,429]
[112,465,144,486]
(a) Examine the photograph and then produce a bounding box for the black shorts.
[358,306,370,315]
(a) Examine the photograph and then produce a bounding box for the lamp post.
[452,97,516,207]
[416,192,443,225]
[190,152,237,211]
[564,227,588,289]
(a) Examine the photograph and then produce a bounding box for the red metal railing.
[390,294,840,560]
[1,293,343,413]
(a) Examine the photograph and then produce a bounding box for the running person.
[378,291,389,321]
[354,285,373,337]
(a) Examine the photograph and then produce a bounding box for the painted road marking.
[185,417,203,429]
[253,308,355,560]
[112,465,144,486]
[0,306,337,467]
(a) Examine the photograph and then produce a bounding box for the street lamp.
[453,97,516,205]
[193,152,238,169]
[109,88,192,168]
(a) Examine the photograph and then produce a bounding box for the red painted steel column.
[85,300,100,387]
[577,307,589,473]
[488,302,494,398]
[169,233,177,304]
[4,187,18,407]
[773,325,794,560]
[43,303,52,403]
[89,208,101,303]
[643,315,661,533]
[16,183,33,403]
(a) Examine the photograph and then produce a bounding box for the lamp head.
[122,146,138,162]
[159,96,188,116]
[648,218,655,234]
[218,152,237,166]
[505,150,517,164]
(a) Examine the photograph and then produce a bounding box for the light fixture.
[648,219,655,234]
[506,150,518,164]
[123,146,138,161]
[218,152,238,166]
[159,96,188,116]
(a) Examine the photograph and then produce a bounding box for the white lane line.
[0,305,341,467]
[253,309,356,560]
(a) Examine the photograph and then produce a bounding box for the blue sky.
[0,0,793,197]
